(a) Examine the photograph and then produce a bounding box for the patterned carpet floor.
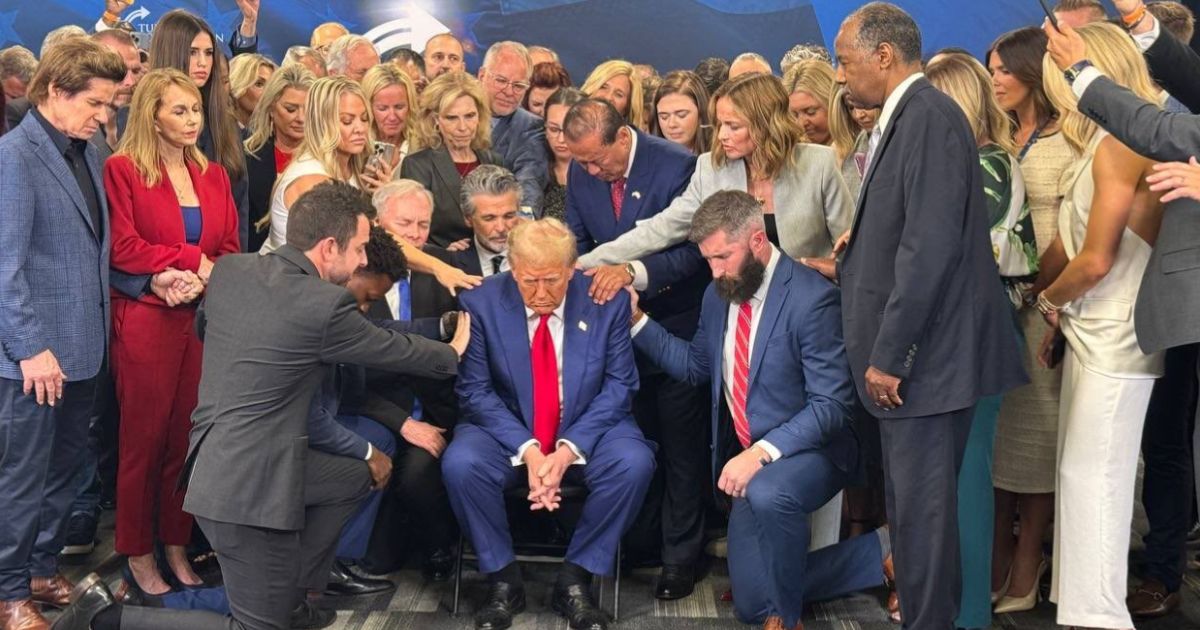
[56,511,1200,629]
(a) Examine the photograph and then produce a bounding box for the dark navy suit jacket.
[633,254,858,476]
[566,131,707,339]
[456,271,647,459]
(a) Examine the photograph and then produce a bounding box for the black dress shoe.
[422,548,454,582]
[655,564,695,600]
[474,581,526,630]
[551,582,608,630]
[290,600,336,629]
[51,573,115,630]
[323,560,394,596]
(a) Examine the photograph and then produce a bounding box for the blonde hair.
[782,59,835,143]
[295,76,371,184]
[244,64,315,156]
[827,87,863,162]
[581,59,645,130]
[412,71,491,152]
[508,217,577,268]
[709,72,806,180]
[1043,21,1159,153]
[229,54,277,100]
[926,53,1017,155]
[116,68,209,187]
[361,63,418,144]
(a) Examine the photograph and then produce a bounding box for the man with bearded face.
[630,190,893,630]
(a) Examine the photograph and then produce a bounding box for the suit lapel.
[84,143,108,245]
[748,258,791,389]
[617,132,651,233]
[498,279,535,429]
[431,146,462,196]
[560,280,591,424]
[712,299,730,407]
[27,119,97,239]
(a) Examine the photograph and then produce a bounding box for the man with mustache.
[630,190,892,630]
[448,165,522,278]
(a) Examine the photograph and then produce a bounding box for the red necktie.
[610,177,627,221]
[531,314,560,455]
[730,301,753,448]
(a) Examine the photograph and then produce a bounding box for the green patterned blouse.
[979,143,1039,309]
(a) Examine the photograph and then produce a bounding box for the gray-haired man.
[449,165,522,277]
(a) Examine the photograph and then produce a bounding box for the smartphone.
[366,142,396,173]
[1038,0,1060,30]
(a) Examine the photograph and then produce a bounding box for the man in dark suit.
[56,182,471,630]
[0,40,126,629]
[444,218,655,630]
[562,98,710,599]
[447,165,522,278]
[478,41,549,216]
[806,4,1027,628]
[634,191,892,630]
[1043,9,1200,617]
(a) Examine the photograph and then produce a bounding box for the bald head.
[311,22,349,54]
[424,33,465,80]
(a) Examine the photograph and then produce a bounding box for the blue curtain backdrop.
[0,0,1111,78]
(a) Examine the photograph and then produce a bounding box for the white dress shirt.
[876,72,926,139]
[511,301,586,466]
[476,239,510,278]
[632,247,784,461]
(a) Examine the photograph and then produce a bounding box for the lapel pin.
[578,320,588,332]
[631,191,641,200]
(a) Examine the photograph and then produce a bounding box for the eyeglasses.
[489,73,531,94]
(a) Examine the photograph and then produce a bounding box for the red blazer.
[105,155,241,306]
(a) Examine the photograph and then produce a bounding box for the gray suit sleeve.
[1079,76,1200,162]
[319,292,458,379]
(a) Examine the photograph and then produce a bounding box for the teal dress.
[956,144,1037,629]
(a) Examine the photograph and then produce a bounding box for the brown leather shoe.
[762,616,803,630]
[882,554,901,623]
[0,600,50,630]
[29,575,73,608]
[1127,578,1180,619]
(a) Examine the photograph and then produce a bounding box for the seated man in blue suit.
[563,98,711,599]
[444,218,655,630]
[631,191,891,630]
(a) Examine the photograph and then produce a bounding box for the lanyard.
[1017,118,1052,162]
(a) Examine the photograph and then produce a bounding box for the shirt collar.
[31,107,85,158]
[748,246,782,306]
[875,72,924,137]
[622,127,638,180]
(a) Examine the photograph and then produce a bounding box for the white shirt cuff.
[630,314,651,337]
[1134,16,1161,51]
[629,260,649,291]
[557,439,587,465]
[94,17,111,32]
[364,443,373,461]
[512,439,539,466]
[755,440,782,463]
[1070,66,1105,100]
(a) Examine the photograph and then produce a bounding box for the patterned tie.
[491,255,504,276]
[730,301,753,448]
[610,177,627,221]
[531,314,560,454]
[863,126,883,178]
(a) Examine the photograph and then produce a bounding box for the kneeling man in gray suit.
[55,182,471,630]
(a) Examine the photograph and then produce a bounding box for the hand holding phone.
[1038,0,1060,31]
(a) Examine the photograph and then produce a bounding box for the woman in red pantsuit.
[105,68,241,597]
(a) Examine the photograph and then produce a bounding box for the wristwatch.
[1063,60,1094,85]
[623,262,637,280]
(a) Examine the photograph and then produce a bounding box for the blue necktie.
[396,277,423,420]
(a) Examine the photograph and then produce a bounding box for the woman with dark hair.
[144,9,249,251]
[650,70,711,155]
[985,25,1074,613]
[523,61,571,118]
[541,86,586,221]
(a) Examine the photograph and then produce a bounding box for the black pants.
[120,450,370,630]
[879,406,973,630]
[625,371,710,566]
[362,441,457,573]
[1140,343,1199,592]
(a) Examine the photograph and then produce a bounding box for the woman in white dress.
[1037,22,1165,630]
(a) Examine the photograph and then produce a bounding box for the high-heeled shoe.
[993,558,1047,614]
[119,558,172,607]
[991,564,1012,604]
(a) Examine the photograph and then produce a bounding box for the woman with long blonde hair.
[581,59,644,130]
[229,53,277,128]
[925,51,1039,630]
[826,87,877,200]
[782,59,835,145]
[578,72,852,269]
[1038,22,1165,630]
[105,68,242,598]
[362,63,419,175]
[401,71,503,246]
[244,64,314,252]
